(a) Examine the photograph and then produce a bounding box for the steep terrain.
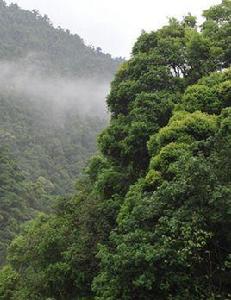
[0,0,121,78]
[0,1,231,299]
[0,0,121,264]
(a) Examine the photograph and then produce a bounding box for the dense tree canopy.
[0,1,121,266]
[93,70,231,299]
[0,0,121,79]
[0,1,231,299]
[0,147,30,265]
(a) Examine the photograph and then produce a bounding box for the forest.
[0,0,121,265]
[0,0,231,299]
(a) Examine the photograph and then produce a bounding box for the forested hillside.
[0,0,121,265]
[0,0,231,299]
[0,0,121,78]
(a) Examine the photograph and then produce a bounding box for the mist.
[0,58,110,124]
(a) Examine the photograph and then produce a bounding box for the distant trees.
[0,1,230,299]
[0,147,33,265]
[0,1,120,267]
[0,0,122,78]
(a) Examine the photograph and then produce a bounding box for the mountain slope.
[0,0,121,196]
[0,0,121,264]
[0,0,121,78]
[0,1,230,299]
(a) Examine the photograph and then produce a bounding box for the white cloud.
[5,0,221,57]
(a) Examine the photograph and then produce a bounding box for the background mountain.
[0,0,122,263]
[0,1,229,299]
[0,1,231,299]
[0,0,121,78]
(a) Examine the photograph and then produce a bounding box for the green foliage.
[1,2,231,300]
[92,3,231,296]
[148,111,217,156]
[0,94,105,196]
[203,0,231,68]
[0,1,120,266]
[5,213,82,299]
[181,68,231,114]
[0,0,121,194]
[93,107,231,300]
[0,265,19,300]
[0,1,121,79]
[1,177,122,299]
[0,147,31,264]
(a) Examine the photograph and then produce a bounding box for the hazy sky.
[6,0,221,58]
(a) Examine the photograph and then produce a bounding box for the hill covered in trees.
[0,0,122,264]
[0,0,121,78]
[0,0,231,299]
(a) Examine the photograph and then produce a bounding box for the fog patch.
[0,59,110,122]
